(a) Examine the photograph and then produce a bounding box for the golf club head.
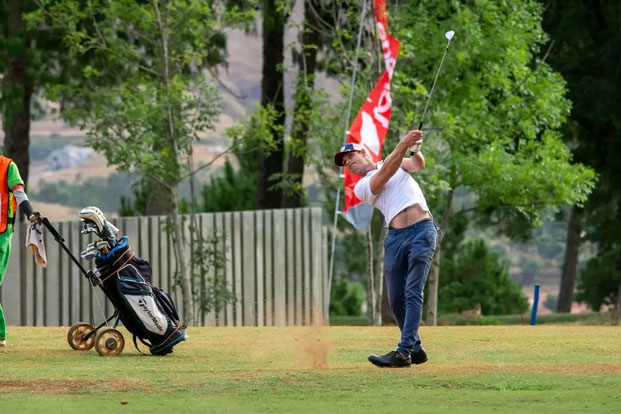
[80,243,99,261]
[445,30,455,41]
[80,224,99,235]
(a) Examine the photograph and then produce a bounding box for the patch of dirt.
[300,335,330,369]
[0,379,139,395]
[245,326,332,370]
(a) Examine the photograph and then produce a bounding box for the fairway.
[1,325,620,413]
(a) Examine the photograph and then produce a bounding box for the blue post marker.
[530,284,540,325]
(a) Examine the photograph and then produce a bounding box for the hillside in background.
[1,3,338,221]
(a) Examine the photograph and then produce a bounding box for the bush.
[576,246,621,311]
[119,183,148,216]
[543,293,558,312]
[439,239,529,316]
[200,159,257,212]
[436,311,611,326]
[329,277,364,317]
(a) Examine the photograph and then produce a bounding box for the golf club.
[410,30,455,155]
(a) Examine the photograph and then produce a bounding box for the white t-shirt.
[354,161,430,226]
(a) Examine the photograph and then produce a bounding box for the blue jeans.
[384,218,437,356]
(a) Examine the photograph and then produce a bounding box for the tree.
[200,159,256,212]
[256,0,289,209]
[439,239,529,316]
[576,246,620,315]
[263,0,378,210]
[306,0,596,326]
[281,0,320,208]
[542,0,620,314]
[0,0,68,193]
[557,206,582,311]
[0,0,34,188]
[34,0,254,325]
[304,0,389,325]
[387,0,595,325]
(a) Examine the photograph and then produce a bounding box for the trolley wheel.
[94,328,125,357]
[67,322,96,351]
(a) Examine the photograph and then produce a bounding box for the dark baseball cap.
[334,143,364,167]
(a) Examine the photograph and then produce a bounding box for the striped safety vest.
[0,156,18,233]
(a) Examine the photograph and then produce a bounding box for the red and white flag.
[340,0,400,230]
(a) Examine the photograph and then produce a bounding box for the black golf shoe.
[368,350,411,368]
[410,347,428,365]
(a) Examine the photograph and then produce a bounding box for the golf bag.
[93,236,187,356]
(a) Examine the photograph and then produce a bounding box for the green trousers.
[0,229,13,340]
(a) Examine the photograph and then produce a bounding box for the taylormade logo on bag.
[127,295,167,334]
[138,298,164,332]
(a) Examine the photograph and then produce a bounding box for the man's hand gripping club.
[369,130,424,194]
[407,130,423,155]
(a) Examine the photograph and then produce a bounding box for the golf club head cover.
[79,206,119,246]
[80,206,107,232]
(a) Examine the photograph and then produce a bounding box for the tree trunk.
[365,231,376,325]
[151,2,192,322]
[281,0,319,208]
[381,276,395,324]
[372,225,386,326]
[614,282,621,325]
[425,189,453,326]
[257,0,286,209]
[557,206,582,313]
[145,179,176,215]
[2,0,32,194]
[614,247,621,325]
[170,197,193,325]
[425,243,441,326]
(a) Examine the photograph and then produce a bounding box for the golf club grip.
[407,121,424,155]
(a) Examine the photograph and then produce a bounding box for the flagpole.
[327,0,369,324]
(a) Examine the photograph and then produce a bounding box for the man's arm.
[401,151,425,173]
[8,162,39,223]
[370,130,423,194]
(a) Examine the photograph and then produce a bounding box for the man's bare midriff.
[389,204,432,228]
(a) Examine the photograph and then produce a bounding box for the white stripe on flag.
[339,203,374,231]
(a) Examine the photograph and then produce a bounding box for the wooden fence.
[0,208,329,327]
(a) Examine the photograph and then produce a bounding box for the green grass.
[328,315,369,326]
[332,311,614,327]
[1,325,620,413]
[437,311,616,326]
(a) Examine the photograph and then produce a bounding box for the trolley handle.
[40,217,90,276]
[41,217,65,243]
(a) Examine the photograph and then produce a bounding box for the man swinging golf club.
[334,30,454,368]
[334,131,437,368]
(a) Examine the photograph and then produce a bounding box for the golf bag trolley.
[41,206,187,357]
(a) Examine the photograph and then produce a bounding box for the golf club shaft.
[418,42,451,130]
[410,39,452,154]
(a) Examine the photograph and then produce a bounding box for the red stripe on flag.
[341,0,400,216]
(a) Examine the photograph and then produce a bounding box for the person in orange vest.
[0,155,40,348]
